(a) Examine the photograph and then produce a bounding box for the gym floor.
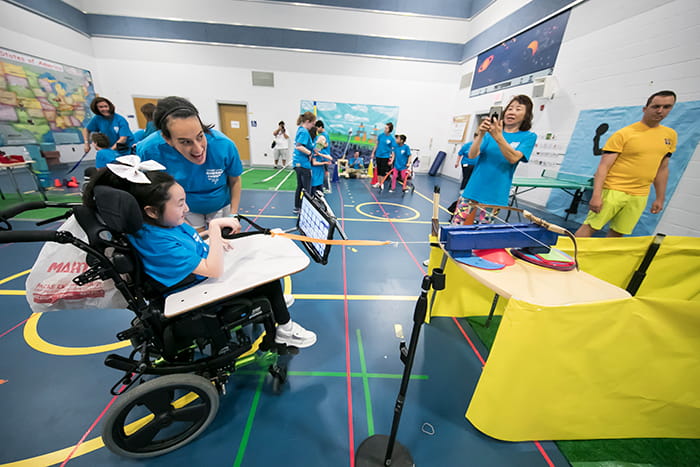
[0,169,574,466]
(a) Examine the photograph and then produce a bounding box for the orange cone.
[54,178,63,187]
[66,176,79,188]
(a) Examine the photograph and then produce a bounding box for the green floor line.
[356,328,375,436]
[236,369,427,380]
[233,373,266,467]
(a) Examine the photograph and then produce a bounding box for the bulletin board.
[0,47,95,146]
[448,115,470,143]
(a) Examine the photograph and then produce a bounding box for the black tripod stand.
[355,268,446,466]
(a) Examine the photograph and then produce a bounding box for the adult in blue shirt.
[453,95,537,225]
[136,96,243,232]
[82,97,134,155]
[371,122,396,189]
[292,111,316,213]
[455,132,480,190]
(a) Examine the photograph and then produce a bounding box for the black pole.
[625,233,665,295]
[356,269,445,467]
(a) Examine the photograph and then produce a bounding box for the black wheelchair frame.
[0,188,298,459]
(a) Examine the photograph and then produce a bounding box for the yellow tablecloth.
[428,235,700,441]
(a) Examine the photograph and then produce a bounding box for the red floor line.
[337,185,355,466]
[0,317,29,339]
[534,440,556,467]
[374,183,556,466]
[449,317,486,366]
[60,392,121,466]
[244,191,278,231]
[364,182,426,274]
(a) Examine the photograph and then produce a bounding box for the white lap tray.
[164,231,310,318]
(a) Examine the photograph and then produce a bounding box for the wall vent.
[459,72,473,90]
[251,71,274,87]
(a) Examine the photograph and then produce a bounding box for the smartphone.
[488,105,503,122]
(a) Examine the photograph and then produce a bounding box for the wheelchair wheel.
[102,374,219,458]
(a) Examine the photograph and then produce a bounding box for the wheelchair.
[0,186,302,458]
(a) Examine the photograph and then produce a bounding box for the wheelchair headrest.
[94,185,143,234]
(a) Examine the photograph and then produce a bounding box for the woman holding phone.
[452,95,537,224]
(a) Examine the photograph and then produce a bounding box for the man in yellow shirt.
[576,91,677,237]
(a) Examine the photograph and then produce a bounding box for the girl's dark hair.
[90,132,110,149]
[140,102,156,121]
[90,97,115,115]
[296,112,316,125]
[309,126,317,140]
[397,134,406,143]
[153,96,213,138]
[315,120,324,129]
[386,122,394,133]
[506,95,534,131]
[83,168,177,226]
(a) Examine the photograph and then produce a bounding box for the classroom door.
[132,97,160,129]
[218,104,250,165]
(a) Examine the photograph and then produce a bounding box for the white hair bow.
[107,155,166,184]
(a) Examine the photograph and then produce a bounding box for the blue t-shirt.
[375,133,396,159]
[394,144,411,171]
[319,132,331,156]
[462,131,536,206]
[127,222,209,287]
[85,113,134,155]
[293,127,313,169]
[95,148,119,168]
[458,142,477,166]
[311,155,326,187]
[143,121,157,138]
[136,129,244,215]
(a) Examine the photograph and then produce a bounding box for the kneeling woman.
[83,159,316,348]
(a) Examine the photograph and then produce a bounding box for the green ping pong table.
[508,170,593,221]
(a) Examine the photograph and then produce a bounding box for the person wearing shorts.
[576,90,677,237]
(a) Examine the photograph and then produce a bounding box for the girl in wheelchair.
[84,158,317,349]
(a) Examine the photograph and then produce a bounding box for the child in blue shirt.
[83,161,317,348]
[92,133,119,168]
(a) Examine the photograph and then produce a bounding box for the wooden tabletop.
[443,247,630,307]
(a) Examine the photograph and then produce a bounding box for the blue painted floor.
[0,171,574,467]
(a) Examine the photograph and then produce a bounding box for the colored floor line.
[236,370,427,380]
[365,181,426,274]
[450,308,556,466]
[356,328,375,436]
[240,213,433,224]
[0,269,30,285]
[412,188,452,215]
[338,187,356,467]
[0,317,29,339]
[234,373,266,467]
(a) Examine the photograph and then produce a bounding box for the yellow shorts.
[584,189,648,235]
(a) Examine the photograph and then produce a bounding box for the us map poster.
[0,48,96,146]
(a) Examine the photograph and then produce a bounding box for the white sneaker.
[372,183,380,188]
[275,321,317,348]
[284,294,295,308]
[422,259,430,267]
